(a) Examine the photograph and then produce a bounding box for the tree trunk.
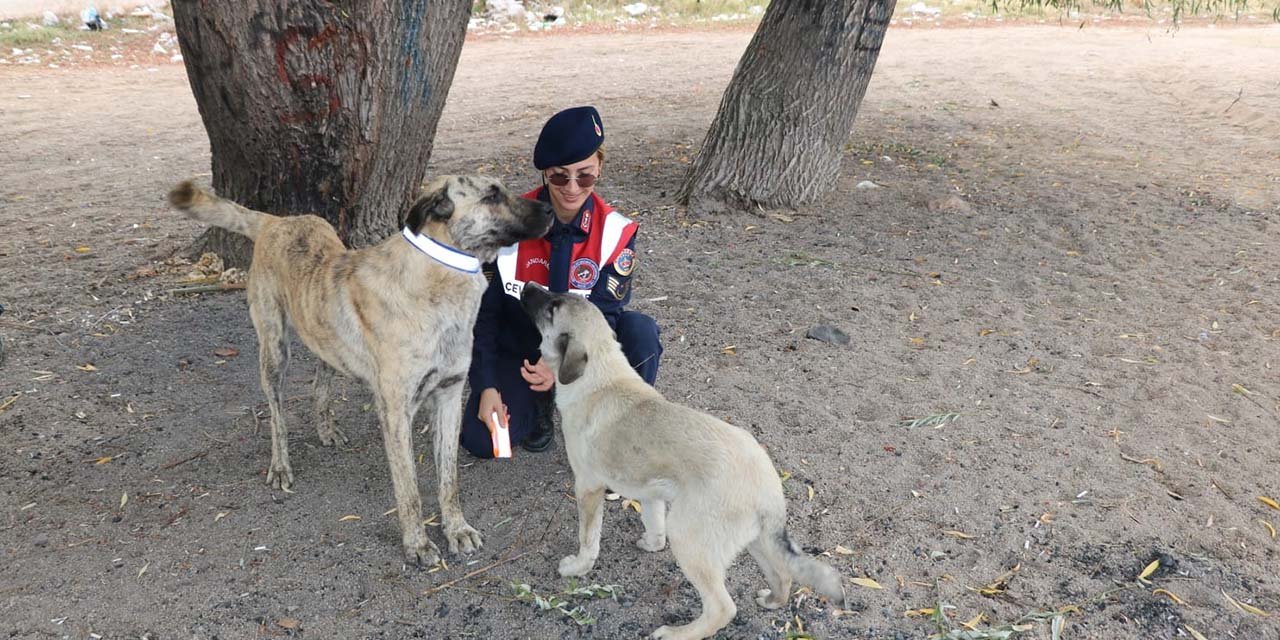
[677,0,896,211]
[171,0,472,265]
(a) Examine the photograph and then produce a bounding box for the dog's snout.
[520,281,552,318]
[531,200,553,227]
[524,200,554,237]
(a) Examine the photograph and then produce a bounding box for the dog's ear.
[555,332,588,385]
[404,185,455,231]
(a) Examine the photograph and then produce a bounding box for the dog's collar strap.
[401,228,481,274]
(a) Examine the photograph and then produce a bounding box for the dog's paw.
[636,533,666,552]
[756,588,786,610]
[317,424,348,447]
[444,521,483,555]
[405,537,442,567]
[649,624,693,640]
[266,459,294,490]
[558,553,596,577]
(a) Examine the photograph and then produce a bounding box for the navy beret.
[533,106,605,170]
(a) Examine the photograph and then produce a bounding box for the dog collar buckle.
[402,228,481,274]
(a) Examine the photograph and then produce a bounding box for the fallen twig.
[0,318,47,332]
[424,502,558,597]
[877,267,925,278]
[1223,88,1243,114]
[1232,383,1277,418]
[164,506,190,527]
[161,450,209,470]
[422,551,534,597]
[1119,453,1163,473]
[202,430,232,445]
[168,282,247,296]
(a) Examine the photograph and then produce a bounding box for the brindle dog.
[169,176,551,565]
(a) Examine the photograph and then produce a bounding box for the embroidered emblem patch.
[570,257,600,290]
[613,248,635,277]
[579,208,592,233]
[605,275,630,300]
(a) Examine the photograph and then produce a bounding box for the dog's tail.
[775,527,848,607]
[168,180,265,240]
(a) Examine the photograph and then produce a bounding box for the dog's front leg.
[375,392,439,566]
[428,379,483,555]
[559,483,605,577]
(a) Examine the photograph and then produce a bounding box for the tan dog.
[168,177,552,565]
[519,282,847,640]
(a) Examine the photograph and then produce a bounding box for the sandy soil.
[2,22,1279,640]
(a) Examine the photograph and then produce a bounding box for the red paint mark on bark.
[274,25,355,124]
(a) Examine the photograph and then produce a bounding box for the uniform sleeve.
[469,263,505,392]
[588,234,637,331]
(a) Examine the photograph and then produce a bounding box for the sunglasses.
[546,173,598,188]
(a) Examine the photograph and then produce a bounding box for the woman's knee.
[617,312,661,349]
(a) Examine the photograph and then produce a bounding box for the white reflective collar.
[401,227,481,274]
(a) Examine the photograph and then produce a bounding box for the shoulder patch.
[613,248,635,276]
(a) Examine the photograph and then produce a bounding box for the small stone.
[855,180,881,190]
[42,11,60,27]
[32,533,49,547]
[806,325,850,346]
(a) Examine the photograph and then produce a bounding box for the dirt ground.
[2,21,1280,640]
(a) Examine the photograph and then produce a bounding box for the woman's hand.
[521,358,555,392]
[478,388,510,434]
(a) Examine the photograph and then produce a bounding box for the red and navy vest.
[496,189,637,299]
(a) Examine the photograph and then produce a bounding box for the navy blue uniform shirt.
[469,190,636,393]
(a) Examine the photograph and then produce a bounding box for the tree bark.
[171,0,472,265]
[677,0,896,211]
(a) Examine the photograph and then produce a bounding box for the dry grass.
[0,14,159,49]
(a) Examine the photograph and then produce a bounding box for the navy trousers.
[460,311,661,458]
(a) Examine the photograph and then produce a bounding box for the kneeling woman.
[461,106,662,457]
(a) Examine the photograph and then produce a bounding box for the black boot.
[523,391,556,452]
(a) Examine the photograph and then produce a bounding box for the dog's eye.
[481,186,503,205]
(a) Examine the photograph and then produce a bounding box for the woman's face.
[544,154,601,222]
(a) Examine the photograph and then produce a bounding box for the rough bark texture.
[171,0,472,265]
[677,0,896,211]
